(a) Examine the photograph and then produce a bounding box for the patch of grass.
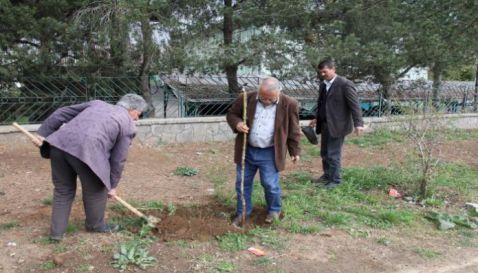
[0,221,17,230]
[320,212,352,226]
[414,247,441,258]
[214,261,235,273]
[167,240,190,248]
[216,232,249,252]
[139,201,165,211]
[254,256,274,266]
[66,223,79,233]
[249,228,287,250]
[40,260,56,270]
[377,236,391,246]
[41,196,53,206]
[110,216,144,230]
[210,171,235,208]
[444,128,478,141]
[33,236,59,245]
[432,162,478,197]
[174,166,198,176]
[251,180,267,207]
[343,167,416,191]
[300,138,321,158]
[423,196,446,208]
[53,243,67,253]
[347,128,404,147]
[283,221,322,234]
[348,228,369,238]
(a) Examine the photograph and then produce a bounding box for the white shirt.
[248,100,277,148]
[324,75,337,93]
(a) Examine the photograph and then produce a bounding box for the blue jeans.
[235,146,281,216]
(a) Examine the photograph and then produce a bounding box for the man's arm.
[37,101,93,137]
[287,99,302,159]
[226,93,246,133]
[109,133,134,189]
[343,82,364,128]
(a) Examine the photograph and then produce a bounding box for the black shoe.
[86,223,120,233]
[325,182,341,189]
[49,235,63,242]
[311,176,329,185]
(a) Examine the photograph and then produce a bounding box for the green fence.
[0,77,143,124]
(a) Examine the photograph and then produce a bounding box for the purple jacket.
[38,100,136,190]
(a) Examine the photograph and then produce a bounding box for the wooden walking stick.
[240,86,248,227]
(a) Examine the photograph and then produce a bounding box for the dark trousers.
[50,147,108,237]
[320,122,345,184]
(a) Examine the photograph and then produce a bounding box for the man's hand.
[236,122,249,133]
[354,126,364,136]
[308,119,316,128]
[32,134,45,148]
[108,188,117,198]
[291,155,300,164]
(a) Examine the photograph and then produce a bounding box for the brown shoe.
[265,212,280,224]
[231,215,247,228]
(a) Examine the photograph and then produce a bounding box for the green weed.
[0,222,17,230]
[414,247,441,258]
[112,241,156,270]
[40,260,56,270]
[216,232,249,252]
[174,166,198,176]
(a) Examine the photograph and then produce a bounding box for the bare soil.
[1,132,478,273]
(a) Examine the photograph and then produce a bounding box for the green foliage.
[347,129,404,147]
[249,228,286,251]
[425,211,477,230]
[216,232,249,252]
[41,196,53,206]
[167,202,176,216]
[414,248,441,259]
[40,260,57,270]
[444,65,476,81]
[214,261,235,273]
[112,241,156,271]
[444,129,478,141]
[66,223,79,233]
[174,167,198,176]
[0,222,17,230]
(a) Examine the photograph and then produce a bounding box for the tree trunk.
[223,0,241,94]
[139,14,155,118]
[474,62,478,112]
[380,81,392,115]
[110,0,127,73]
[431,64,443,111]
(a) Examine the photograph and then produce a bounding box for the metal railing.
[1,76,476,124]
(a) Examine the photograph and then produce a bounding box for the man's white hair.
[259,77,282,93]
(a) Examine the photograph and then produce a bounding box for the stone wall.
[1,113,478,144]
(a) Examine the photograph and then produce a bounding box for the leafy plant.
[174,167,198,176]
[214,261,235,273]
[40,260,56,270]
[167,202,176,216]
[112,241,156,271]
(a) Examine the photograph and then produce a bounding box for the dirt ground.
[1,132,478,273]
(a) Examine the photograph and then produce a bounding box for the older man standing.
[33,94,147,241]
[227,77,301,226]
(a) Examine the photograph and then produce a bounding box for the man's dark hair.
[318,59,336,70]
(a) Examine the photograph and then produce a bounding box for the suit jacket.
[37,100,136,190]
[226,91,301,172]
[315,76,363,137]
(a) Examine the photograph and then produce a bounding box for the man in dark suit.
[34,94,147,241]
[227,77,301,226]
[309,59,364,189]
